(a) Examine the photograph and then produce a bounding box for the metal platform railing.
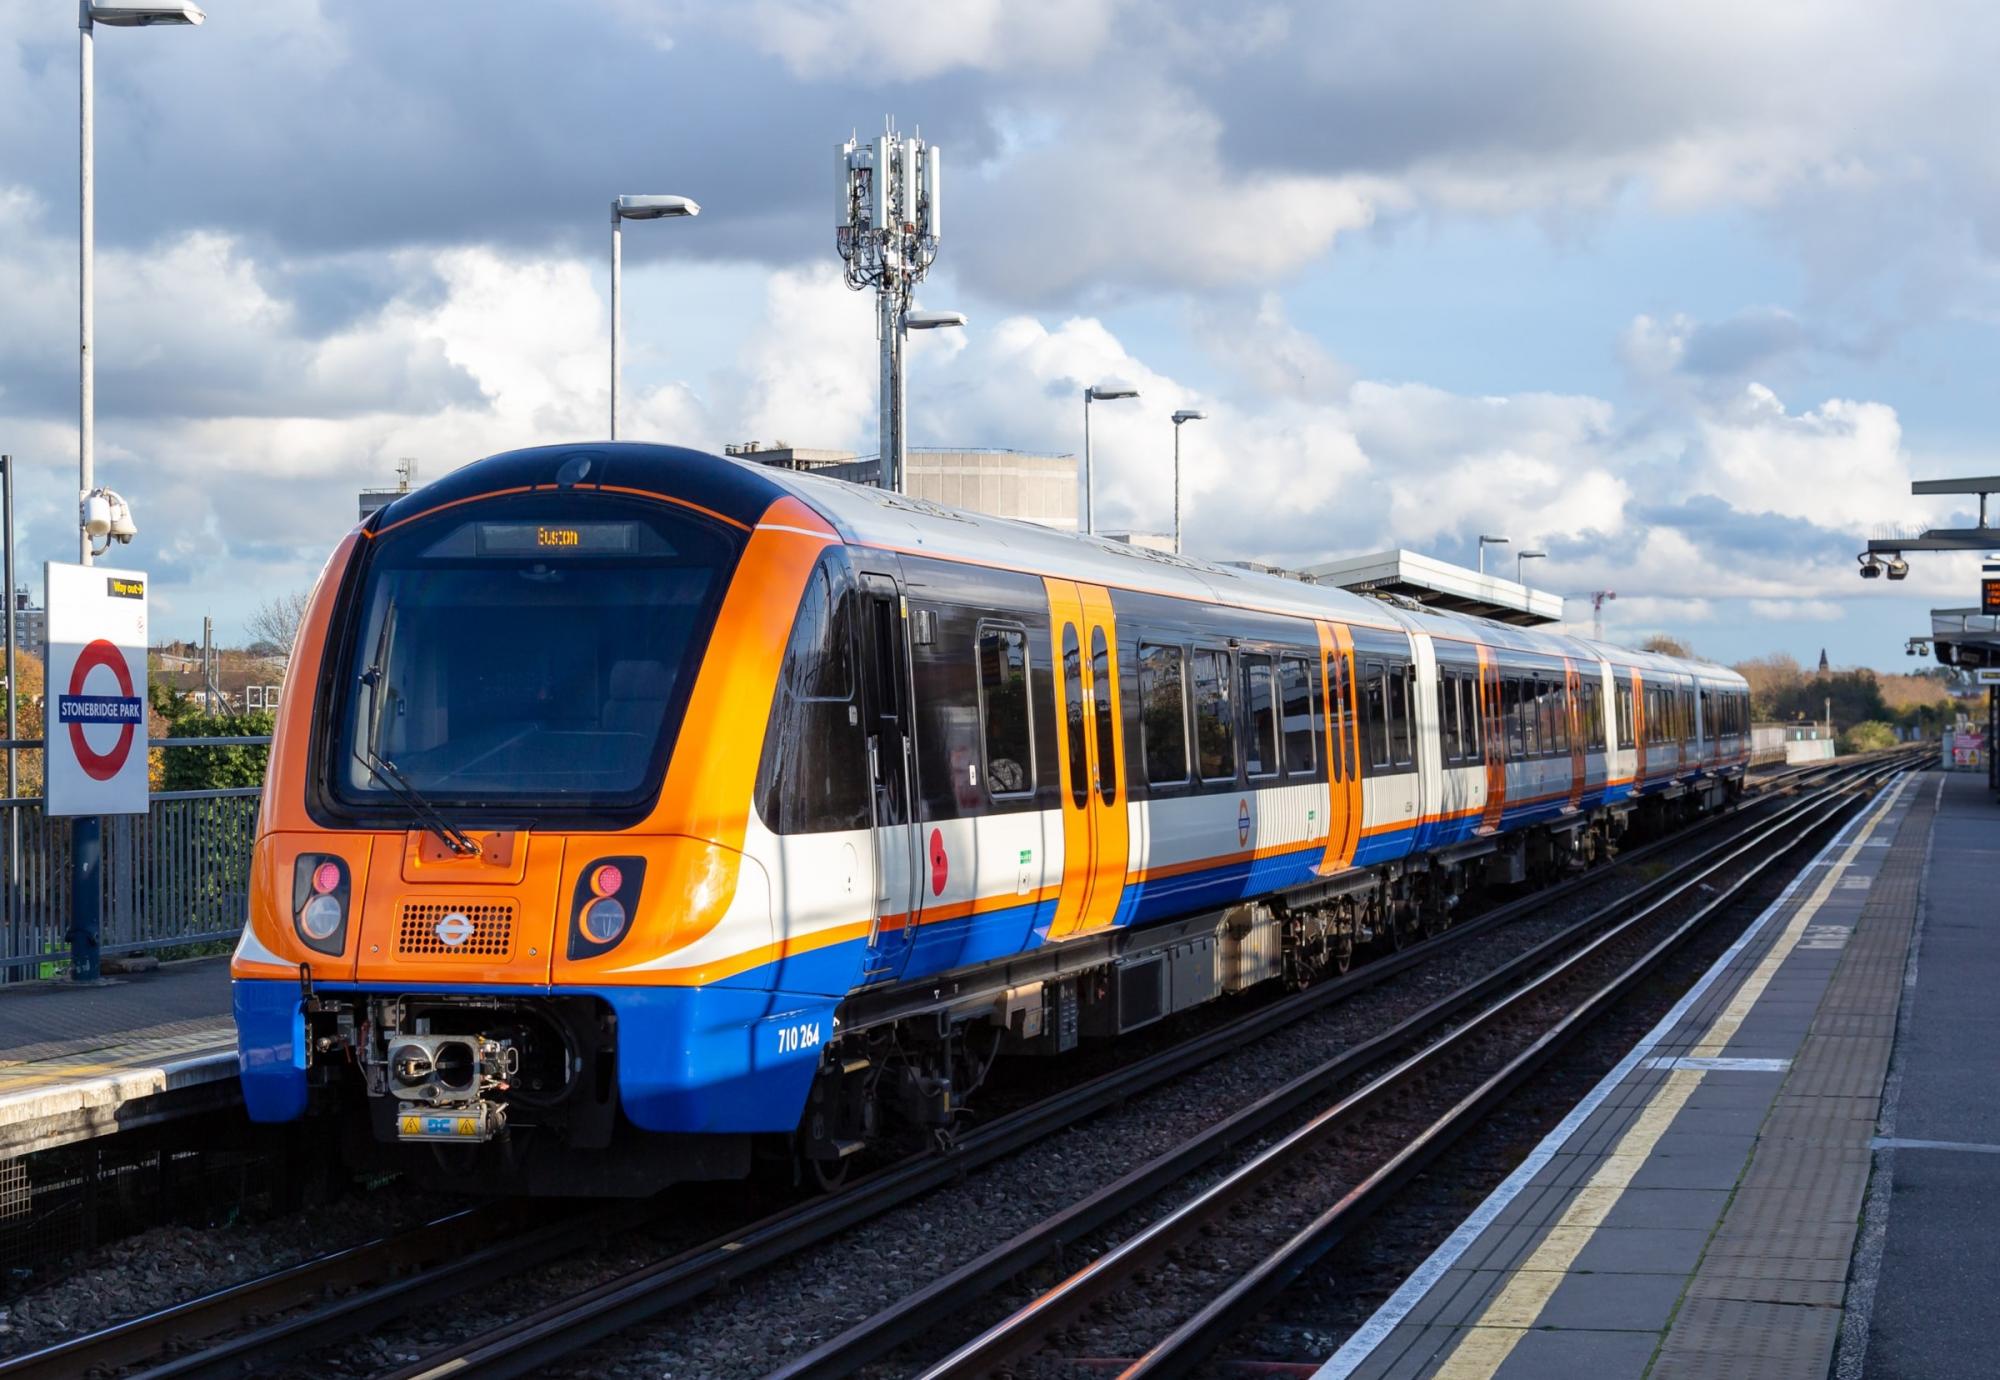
[0,735,270,979]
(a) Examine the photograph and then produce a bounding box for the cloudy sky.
[2,1,1996,666]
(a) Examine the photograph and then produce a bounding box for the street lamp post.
[1170,409,1206,555]
[609,194,699,440]
[1517,549,1546,584]
[74,2,202,989]
[1477,534,1509,576]
[1082,384,1140,536]
[79,1,204,565]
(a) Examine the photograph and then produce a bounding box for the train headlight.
[581,896,627,945]
[299,893,344,941]
[567,856,646,960]
[291,854,351,956]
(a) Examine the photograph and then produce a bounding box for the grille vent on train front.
[397,901,516,958]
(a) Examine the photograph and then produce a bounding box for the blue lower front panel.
[232,978,836,1136]
[234,978,310,1123]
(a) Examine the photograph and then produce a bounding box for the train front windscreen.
[323,493,740,821]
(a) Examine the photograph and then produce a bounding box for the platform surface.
[0,956,235,1156]
[1319,767,1987,1380]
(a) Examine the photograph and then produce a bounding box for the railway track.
[0,751,1914,1380]
[855,753,1920,1378]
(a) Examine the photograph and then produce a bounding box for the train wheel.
[807,1151,851,1194]
[1332,932,1354,975]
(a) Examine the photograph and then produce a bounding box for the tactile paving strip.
[1648,779,1938,1380]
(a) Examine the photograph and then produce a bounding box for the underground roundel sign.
[45,563,149,817]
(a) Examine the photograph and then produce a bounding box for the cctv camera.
[82,492,111,539]
[1885,557,1909,580]
[1859,562,1882,580]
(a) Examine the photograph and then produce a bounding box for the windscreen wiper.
[351,743,480,857]
[355,599,478,857]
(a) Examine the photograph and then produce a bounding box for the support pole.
[71,817,100,983]
[877,287,900,491]
[1082,393,1094,536]
[75,6,102,983]
[1172,423,1182,556]
[2,456,15,981]
[609,205,621,441]
[79,5,94,566]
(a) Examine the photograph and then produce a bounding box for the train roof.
[403,443,1744,691]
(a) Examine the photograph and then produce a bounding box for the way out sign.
[45,562,148,816]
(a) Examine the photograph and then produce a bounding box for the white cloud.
[741,0,1125,79]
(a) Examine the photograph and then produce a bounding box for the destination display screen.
[1984,578,2000,613]
[473,521,641,557]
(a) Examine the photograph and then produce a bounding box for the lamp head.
[1172,409,1207,424]
[905,310,966,331]
[89,3,205,25]
[614,195,700,221]
[1087,384,1140,401]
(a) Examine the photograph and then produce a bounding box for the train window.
[1555,682,1571,753]
[1464,673,1484,758]
[1502,677,1521,760]
[1339,658,1360,780]
[1062,626,1087,808]
[1438,670,1460,763]
[754,552,870,835]
[1281,657,1317,776]
[1617,680,1634,750]
[1388,662,1414,767]
[1193,649,1238,781]
[1138,643,1190,786]
[976,624,1036,800]
[1363,660,1389,769]
[1242,654,1279,778]
[1092,627,1117,806]
[1326,657,1344,783]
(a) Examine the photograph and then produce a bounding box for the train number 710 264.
[775,1021,823,1054]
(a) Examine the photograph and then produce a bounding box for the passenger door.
[1045,579,1130,939]
[1318,621,1363,872]
[1477,647,1506,833]
[857,567,918,980]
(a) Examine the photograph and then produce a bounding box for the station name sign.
[45,562,149,817]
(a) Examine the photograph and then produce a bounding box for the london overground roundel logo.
[58,638,142,782]
[929,828,949,896]
[1238,798,1252,848]
[435,912,474,947]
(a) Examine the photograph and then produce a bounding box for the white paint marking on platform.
[1642,1056,1792,1073]
[1314,771,1914,1380]
[1870,1137,2000,1155]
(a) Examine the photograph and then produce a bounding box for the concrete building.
[3,589,44,658]
[726,443,1078,530]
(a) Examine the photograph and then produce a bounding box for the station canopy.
[1299,549,1565,627]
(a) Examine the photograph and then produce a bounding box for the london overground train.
[231,443,1750,1194]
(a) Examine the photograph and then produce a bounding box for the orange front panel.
[552,834,771,986]
[353,833,568,986]
[237,831,378,982]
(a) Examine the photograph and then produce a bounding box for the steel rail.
[387,758,1905,1380]
[102,1200,644,1380]
[919,760,1911,1379]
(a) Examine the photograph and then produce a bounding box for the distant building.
[2,588,44,659]
[1102,532,1177,555]
[360,457,421,522]
[726,442,1078,530]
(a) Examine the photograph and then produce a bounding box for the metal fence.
[0,737,268,978]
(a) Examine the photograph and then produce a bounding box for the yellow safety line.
[1429,776,1907,1378]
